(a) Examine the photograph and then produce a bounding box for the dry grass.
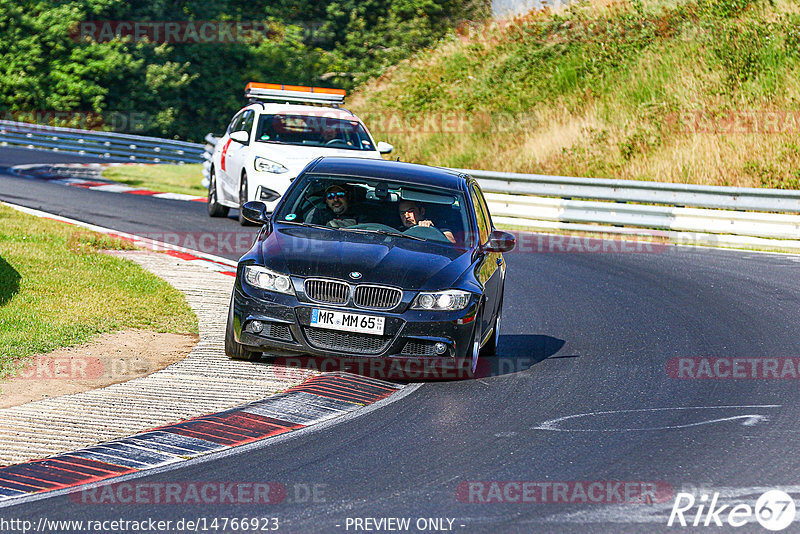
[353,0,800,189]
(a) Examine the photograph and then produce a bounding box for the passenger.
[397,200,455,244]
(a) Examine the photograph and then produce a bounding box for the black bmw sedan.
[225,157,515,378]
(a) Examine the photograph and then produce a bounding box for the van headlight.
[411,290,471,311]
[254,157,288,174]
[243,266,294,295]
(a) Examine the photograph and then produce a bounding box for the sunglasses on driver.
[326,191,347,200]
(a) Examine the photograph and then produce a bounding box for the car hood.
[249,143,381,176]
[260,225,471,291]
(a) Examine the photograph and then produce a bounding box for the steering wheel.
[325,139,349,146]
[403,224,451,243]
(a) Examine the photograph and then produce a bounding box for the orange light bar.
[245,82,346,96]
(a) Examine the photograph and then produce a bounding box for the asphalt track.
[2,148,800,533]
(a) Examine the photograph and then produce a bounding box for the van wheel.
[207,168,229,218]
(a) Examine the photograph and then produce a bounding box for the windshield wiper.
[279,220,334,230]
[339,227,426,241]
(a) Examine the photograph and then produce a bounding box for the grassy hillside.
[351,0,800,188]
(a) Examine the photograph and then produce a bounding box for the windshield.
[254,114,375,151]
[274,175,472,247]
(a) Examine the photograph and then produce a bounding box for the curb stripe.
[0,473,65,490]
[0,373,404,504]
[124,431,224,454]
[0,478,49,492]
[10,164,208,203]
[68,451,151,470]
[288,382,396,404]
[0,465,90,486]
[0,488,27,498]
[52,456,134,474]
[40,460,120,478]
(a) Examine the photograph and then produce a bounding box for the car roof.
[305,157,468,190]
[241,102,360,120]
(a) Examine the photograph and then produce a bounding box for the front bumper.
[248,171,293,210]
[231,284,479,365]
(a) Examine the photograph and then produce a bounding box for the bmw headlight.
[243,266,294,295]
[411,290,471,311]
[254,157,288,174]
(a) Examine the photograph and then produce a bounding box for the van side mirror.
[230,130,249,144]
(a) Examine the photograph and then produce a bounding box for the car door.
[224,109,255,201]
[470,183,502,339]
[217,111,244,202]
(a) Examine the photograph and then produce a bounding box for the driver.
[321,123,339,143]
[307,184,363,228]
[398,200,455,244]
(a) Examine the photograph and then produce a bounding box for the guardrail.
[465,170,800,248]
[0,120,205,164]
[196,132,800,250]
[462,169,800,213]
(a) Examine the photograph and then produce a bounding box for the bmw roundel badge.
[349,271,362,280]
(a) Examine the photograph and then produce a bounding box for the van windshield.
[254,115,375,151]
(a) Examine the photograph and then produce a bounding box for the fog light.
[434,342,447,355]
[247,320,264,334]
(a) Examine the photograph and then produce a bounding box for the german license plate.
[310,308,385,335]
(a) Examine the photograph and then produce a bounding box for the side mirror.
[230,130,249,144]
[483,230,515,253]
[377,141,393,154]
[241,201,270,225]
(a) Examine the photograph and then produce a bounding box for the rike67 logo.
[668,489,796,531]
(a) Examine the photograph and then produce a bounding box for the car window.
[254,115,375,151]
[473,184,494,231]
[227,112,244,134]
[241,110,254,136]
[470,185,489,244]
[275,175,468,247]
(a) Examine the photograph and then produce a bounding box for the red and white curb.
[2,201,235,276]
[0,374,404,503]
[0,202,414,504]
[10,163,207,203]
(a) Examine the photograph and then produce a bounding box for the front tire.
[481,298,502,357]
[458,323,481,379]
[225,294,261,361]
[207,167,229,218]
